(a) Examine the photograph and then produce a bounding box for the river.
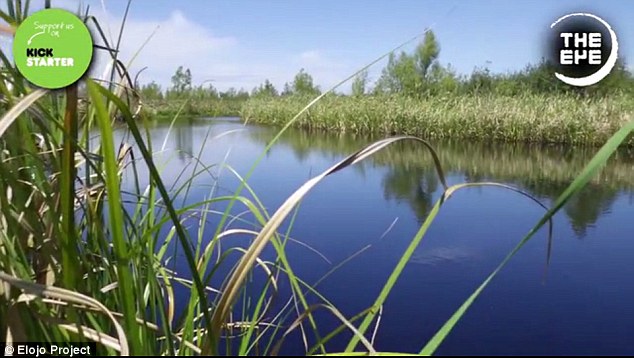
[115,116,634,355]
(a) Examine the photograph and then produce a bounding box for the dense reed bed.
[142,98,245,118]
[242,94,634,146]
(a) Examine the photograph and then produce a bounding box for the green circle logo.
[13,8,93,89]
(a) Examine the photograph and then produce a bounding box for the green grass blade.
[89,80,214,349]
[205,35,434,352]
[345,196,444,353]
[420,115,634,355]
[211,136,447,352]
[346,181,553,352]
[86,80,141,353]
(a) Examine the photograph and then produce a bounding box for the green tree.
[291,68,321,96]
[426,63,460,95]
[140,81,163,100]
[414,31,440,79]
[252,79,278,98]
[375,30,442,96]
[374,53,400,94]
[464,66,494,95]
[191,83,219,100]
[351,70,368,97]
[235,88,251,100]
[219,87,250,100]
[281,82,293,96]
[583,58,634,96]
[170,66,192,95]
[514,59,572,95]
[375,52,421,95]
[220,87,237,99]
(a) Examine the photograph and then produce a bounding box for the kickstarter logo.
[547,13,619,87]
[13,9,93,89]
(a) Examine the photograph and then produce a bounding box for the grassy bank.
[142,98,245,118]
[241,94,634,146]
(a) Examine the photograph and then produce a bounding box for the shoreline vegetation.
[144,91,634,147]
[2,1,634,356]
[240,94,634,146]
[140,32,634,147]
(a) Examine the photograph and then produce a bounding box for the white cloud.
[2,1,358,93]
[89,9,239,90]
[122,11,237,58]
[90,7,357,92]
[298,50,322,64]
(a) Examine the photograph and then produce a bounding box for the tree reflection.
[175,117,194,161]
[563,185,620,237]
[382,166,438,223]
[248,126,634,236]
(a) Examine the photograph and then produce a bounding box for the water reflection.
[247,125,634,236]
[382,166,438,224]
[166,118,634,236]
[120,117,634,355]
[175,117,194,161]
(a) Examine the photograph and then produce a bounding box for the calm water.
[115,117,634,355]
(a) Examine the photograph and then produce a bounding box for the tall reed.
[242,94,634,147]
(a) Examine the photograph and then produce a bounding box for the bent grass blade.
[420,115,634,355]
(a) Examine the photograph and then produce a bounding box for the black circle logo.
[547,13,619,87]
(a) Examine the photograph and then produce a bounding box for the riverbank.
[240,94,634,147]
[141,98,244,118]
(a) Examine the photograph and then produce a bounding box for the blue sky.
[5,0,634,92]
